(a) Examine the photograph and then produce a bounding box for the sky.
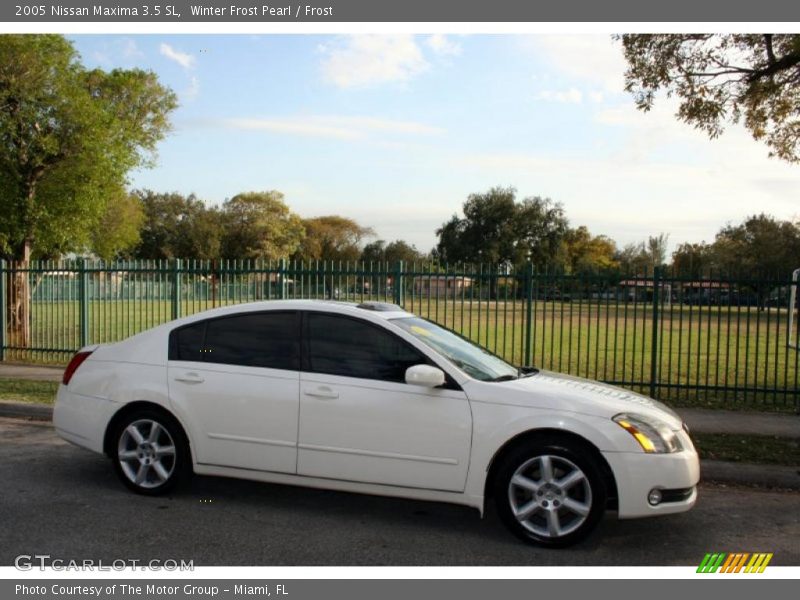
[71,34,800,255]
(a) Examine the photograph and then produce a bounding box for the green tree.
[615,242,649,275]
[563,226,619,274]
[90,189,145,261]
[515,196,570,270]
[361,239,424,264]
[435,187,568,269]
[710,214,800,277]
[432,215,468,263]
[646,233,670,269]
[221,191,304,261]
[0,34,176,344]
[613,233,669,275]
[134,190,222,260]
[671,242,713,278]
[619,34,800,162]
[295,216,374,262]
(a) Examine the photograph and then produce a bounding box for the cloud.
[185,76,200,100]
[457,102,800,248]
[588,91,605,103]
[120,38,143,60]
[91,51,111,65]
[523,35,627,93]
[88,38,143,67]
[326,116,443,136]
[160,43,195,69]
[534,88,583,104]
[206,115,444,141]
[533,88,604,104]
[222,118,360,140]
[426,34,462,57]
[320,35,430,88]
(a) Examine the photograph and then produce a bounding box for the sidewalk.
[0,363,63,382]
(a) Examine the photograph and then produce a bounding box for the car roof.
[171,299,413,325]
[95,299,424,368]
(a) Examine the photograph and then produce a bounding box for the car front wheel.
[112,410,189,495]
[494,438,606,547]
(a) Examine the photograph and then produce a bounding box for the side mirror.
[405,364,446,388]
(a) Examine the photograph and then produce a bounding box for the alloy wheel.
[117,419,177,489]
[507,454,593,538]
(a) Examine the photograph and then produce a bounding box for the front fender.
[463,401,638,504]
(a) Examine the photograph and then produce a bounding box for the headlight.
[613,413,682,454]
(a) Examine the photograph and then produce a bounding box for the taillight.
[62,351,93,385]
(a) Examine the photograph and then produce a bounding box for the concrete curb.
[701,460,800,491]
[0,401,53,421]
[680,408,800,438]
[0,401,797,491]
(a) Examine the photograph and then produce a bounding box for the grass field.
[4,296,799,412]
[0,378,58,405]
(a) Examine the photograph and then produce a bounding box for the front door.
[297,312,472,492]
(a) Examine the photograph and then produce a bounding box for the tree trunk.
[8,241,32,349]
[6,171,44,351]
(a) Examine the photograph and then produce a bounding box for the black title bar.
[4,0,800,22]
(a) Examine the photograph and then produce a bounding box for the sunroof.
[356,302,406,312]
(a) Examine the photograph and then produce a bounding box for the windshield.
[391,317,520,382]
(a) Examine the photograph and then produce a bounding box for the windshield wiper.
[489,374,519,382]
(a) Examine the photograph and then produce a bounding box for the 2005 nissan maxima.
[54,300,699,547]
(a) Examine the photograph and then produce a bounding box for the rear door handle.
[174,372,204,384]
[304,386,339,399]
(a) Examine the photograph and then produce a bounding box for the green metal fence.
[1,259,798,411]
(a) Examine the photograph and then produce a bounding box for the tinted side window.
[169,321,206,362]
[306,313,426,382]
[205,312,299,370]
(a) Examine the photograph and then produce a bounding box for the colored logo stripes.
[697,552,773,573]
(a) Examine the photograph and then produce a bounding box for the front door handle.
[174,372,205,384]
[304,386,339,399]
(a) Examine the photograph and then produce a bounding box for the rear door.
[297,312,472,492]
[167,311,300,474]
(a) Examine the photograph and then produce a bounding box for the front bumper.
[603,431,700,518]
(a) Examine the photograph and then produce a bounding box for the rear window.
[168,311,299,370]
[170,321,206,362]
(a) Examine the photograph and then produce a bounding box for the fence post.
[78,258,89,348]
[0,259,6,362]
[278,258,287,300]
[524,262,534,367]
[649,266,661,399]
[393,261,405,306]
[172,258,182,320]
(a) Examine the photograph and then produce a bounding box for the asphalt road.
[1,418,798,566]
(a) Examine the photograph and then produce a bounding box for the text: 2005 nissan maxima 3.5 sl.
[54,300,699,547]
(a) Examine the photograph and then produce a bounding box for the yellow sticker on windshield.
[410,325,433,337]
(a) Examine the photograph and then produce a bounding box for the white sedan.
[54,300,699,547]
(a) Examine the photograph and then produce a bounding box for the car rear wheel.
[494,438,606,547]
[112,410,189,495]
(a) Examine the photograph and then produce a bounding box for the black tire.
[494,436,606,547]
[111,408,190,496]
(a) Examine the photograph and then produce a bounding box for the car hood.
[466,369,683,430]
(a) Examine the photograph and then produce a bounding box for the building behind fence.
[1,259,798,411]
